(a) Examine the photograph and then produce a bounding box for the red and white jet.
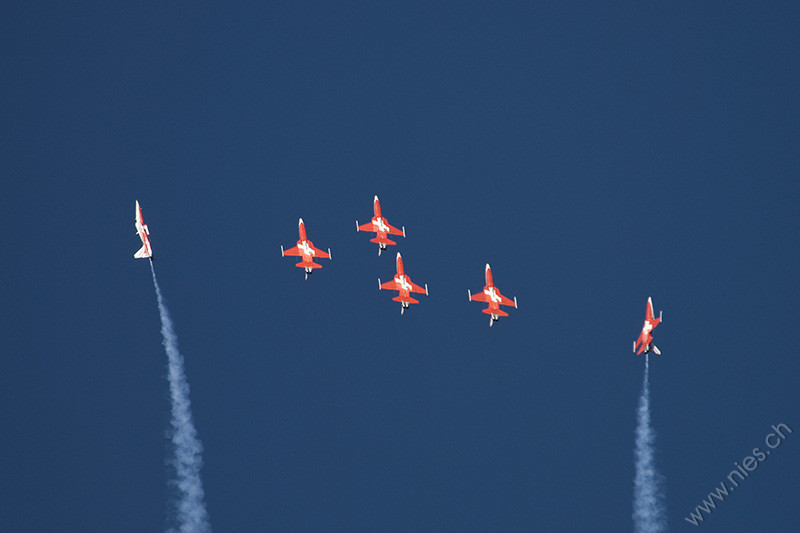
[633,297,662,355]
[281,218,331,279]
[468,264,518,326]
[356,195,405,255]
[134,200,153,260]
[379,252,428,314]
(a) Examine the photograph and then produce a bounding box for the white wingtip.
[402,226,406,238]
[468,289,472,301]
[633,341,636,353]
[514,296,518,309]
[378,278,381,290]
[425,284,429,296]
[328,248,332,260]
[356,220,359,231]
[280,245,284,257]
[660,310,663,321]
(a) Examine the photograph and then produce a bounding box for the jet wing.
[469,292,491,303]
[497,292,516,307]
[380,279,400,291]
[358,221,375,232]
[386,223,404,236]
[634,331,649,354]
[409,281,427,295]
[282,245,302,257]
[311,246,330,259]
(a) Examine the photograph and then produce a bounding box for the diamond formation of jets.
[356,195,406,255]
[281,218,332,279]
[134,200,153,260]
[468,264,518,326]
[379,252,428,314]
[634,297,662,355]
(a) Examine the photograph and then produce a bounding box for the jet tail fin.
[652,344,661,355]
[134,245,149,259]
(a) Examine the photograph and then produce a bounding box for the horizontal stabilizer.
[296,262,323,269]
[392,295,419,304]
[134,245,150,259]
[370,236,397,246]
[482,308,509,317]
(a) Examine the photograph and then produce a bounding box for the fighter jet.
[356,195,405,255]
[379,252,428,314]
[468,264,518,326]
[281,218,331,279]
[134,200,153,260]
[634,297,662,355]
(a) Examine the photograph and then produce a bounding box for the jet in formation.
[379,252,428,314]
[468,264,518,326]
[281,218,332,279]
[357,195,405,255]
[634,297,662,355]
[134,200,153,260]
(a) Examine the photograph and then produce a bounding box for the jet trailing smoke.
[150,263,211,533]
[633,355,666,533]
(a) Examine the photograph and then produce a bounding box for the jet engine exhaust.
[150,262,211,533]
[633,354,666,533]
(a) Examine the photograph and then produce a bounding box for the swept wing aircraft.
[134,200,153,259]
[281,218,331,279]
[357,195,405,255]
[379,252,427,314]
[468,264,517,326]
[634,297,662,355]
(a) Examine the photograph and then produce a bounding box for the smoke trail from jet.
[633,354,666,533]
[150,262,211,533]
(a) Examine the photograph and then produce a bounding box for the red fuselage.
[634,297,662,355]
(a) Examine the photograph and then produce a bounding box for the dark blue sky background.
[1,2,798,532]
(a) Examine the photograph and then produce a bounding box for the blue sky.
[1,3,798,531]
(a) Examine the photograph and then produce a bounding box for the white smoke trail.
[633,354,666,533]
[150,262,211,533]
